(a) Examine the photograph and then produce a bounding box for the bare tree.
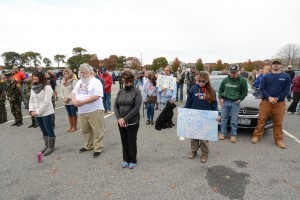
[275,44,300,67]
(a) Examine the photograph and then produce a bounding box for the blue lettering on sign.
[187,118,204,126]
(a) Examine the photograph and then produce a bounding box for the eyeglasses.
[198,80,206,83]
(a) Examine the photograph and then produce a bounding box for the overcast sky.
[0,0,300,66]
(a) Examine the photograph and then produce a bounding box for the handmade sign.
[157,75,177,90]
[177,108,218,141]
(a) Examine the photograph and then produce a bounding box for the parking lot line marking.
[283,129,300,144]
[105,112,114,118]
[5,106,114,124]
[5,106,66,124]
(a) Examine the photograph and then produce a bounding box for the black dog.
[155,102,176,130]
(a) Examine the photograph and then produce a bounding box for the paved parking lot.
[1,82,300,200]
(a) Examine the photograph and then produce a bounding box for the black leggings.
[118,123,139,163]
[287,91,300,112]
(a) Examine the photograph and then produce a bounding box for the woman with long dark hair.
[184,72,220,163]
[142,73,158,125]
[29,71,56,156]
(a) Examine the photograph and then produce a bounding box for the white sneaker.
[295,112,299,115]
[287,112,293,115]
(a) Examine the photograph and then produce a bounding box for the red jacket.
[292,76,300,93]
[100,73,112,93]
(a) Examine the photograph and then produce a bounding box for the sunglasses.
[198,80,206,83]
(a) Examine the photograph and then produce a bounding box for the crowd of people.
[0,59,297,167]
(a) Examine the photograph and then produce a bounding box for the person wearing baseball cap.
[251,59,291,148]
[218,64,248,143]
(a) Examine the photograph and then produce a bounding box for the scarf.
[32,84,43,94]
[63,78,74,87]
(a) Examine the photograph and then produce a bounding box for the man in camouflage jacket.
[6,71,23,126]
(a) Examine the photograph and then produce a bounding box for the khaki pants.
[253,100,285,142]
[190,139,209,156]
[79,109,104,152]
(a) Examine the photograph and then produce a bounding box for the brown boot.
[69,116,77,133]
[251,137,259,144]
[230,136,237,143]
[188,151,197,159]
[67,116,72,132]
[276,141,286,149]
[200,154,208,163]
[219,134,225,140]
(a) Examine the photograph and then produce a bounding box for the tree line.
[1,44,300,72]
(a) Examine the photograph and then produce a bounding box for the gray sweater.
[114,86,142,124]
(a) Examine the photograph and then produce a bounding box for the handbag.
[146,95,157,103]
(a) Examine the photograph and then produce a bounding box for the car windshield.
[113,71,120,75]
[210,76,252,91]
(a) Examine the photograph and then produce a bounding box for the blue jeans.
[36,114,56,137]
[134,79,139,88]
[146,102,155,121]
[220,100,240,136]
[103,93,111,111]
[176,83,183,101]
[297,103,300,112]
[65,105,77,116]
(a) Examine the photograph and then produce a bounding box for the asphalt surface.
[1,82,300,200]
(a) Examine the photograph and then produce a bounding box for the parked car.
[294,70,300,77]
[209,71,222,76]
[210,75,273,128]
[112,70,120,81]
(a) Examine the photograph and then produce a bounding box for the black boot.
[11,121,18,126]
[16,121,23,127]
[28,117,35,128]
[0,119,7,124]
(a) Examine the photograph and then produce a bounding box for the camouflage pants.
[22,85,29,109]
[9,99,23,122]
[0,100,7,121]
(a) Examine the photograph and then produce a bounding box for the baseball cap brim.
[272,60,282,65]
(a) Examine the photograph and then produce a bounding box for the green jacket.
[6,79,22,101]
[218,75,248,101]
